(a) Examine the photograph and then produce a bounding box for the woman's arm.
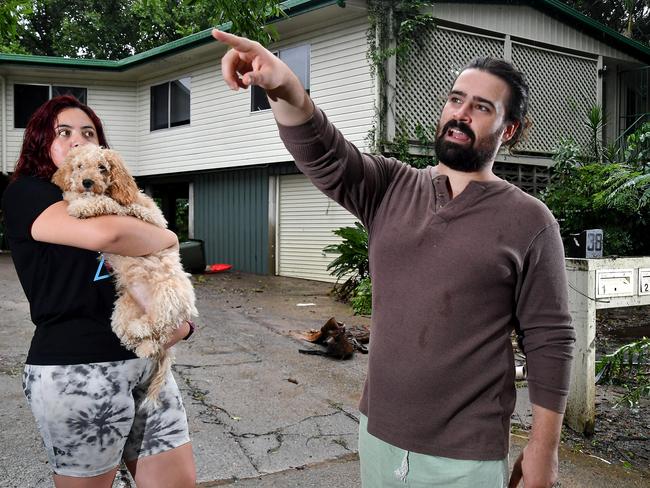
[32,201,178,256]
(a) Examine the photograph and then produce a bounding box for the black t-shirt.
[2,176,136,365]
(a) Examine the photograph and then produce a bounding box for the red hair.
[12,95,110,180]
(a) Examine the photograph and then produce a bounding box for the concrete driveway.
[0,253,647,487]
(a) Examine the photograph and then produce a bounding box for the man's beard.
[434,120,501,172]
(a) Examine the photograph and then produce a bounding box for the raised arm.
[212,29,314,126]
[213,30,400,228]
[32,201,178,256]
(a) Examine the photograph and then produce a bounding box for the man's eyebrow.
[448,90,496,110]
[474,96,496,110]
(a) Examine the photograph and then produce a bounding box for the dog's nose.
[82,179,94,190]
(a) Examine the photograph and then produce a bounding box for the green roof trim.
[0,0,341,71]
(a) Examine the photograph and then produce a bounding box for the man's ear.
[501,121,519,144]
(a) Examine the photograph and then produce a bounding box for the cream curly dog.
[52,144,198,404]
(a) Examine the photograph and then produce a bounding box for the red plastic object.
[206,263,233,273]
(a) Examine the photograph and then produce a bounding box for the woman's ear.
[104,149,140,206]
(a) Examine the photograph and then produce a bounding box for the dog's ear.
[51,160,72,191]
[104,149,140,206]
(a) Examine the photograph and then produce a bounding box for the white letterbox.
[639,268,650,296]
[595,269,634,298]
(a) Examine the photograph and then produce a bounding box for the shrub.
[323,222,369,305]
[350,276,372,315]
[541,121,650,256]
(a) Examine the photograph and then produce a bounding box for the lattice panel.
[394,27,504,139]
[512,44,597,153]
[493,162,551,196]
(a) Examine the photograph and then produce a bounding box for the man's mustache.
[439,120,476,143]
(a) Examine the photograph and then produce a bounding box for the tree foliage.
[0,0,32,54]
[3,0,284,60]
[541,116,650,256]
[561,0,650,45]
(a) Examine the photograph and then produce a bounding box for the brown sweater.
[278,106,575,460]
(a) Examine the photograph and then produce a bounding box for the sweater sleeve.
[277,104,397,229]
[516,222,576,413]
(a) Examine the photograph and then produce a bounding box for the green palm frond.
[596,337,650,407]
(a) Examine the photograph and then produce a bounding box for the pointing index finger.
[211,29,256,52]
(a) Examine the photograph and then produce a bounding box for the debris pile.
[292,317,369,360]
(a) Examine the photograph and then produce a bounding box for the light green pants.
[359,414,508,487]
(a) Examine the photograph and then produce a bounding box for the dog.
[52,144,198,404]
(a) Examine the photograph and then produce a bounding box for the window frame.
[150,76,192,132]
[13,83,88,129]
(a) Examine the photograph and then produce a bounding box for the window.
[14,84,87,128]
[52,86,87,103]
[252,45,310,112]
[150,77,191,131]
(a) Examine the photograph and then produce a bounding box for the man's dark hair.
[463,57,530,148]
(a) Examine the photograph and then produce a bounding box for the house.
[1,0,648,282]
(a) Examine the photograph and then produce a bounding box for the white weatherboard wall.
[278,174,358,282]
[134,15,373,176]
[3,74,137,171]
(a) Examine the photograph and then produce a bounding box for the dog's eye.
[99,165,108,173]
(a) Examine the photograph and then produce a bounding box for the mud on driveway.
[193,270,649,479]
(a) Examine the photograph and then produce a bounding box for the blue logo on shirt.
[94,254,112,282]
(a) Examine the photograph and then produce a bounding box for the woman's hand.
[127,281,191,349]
[164,321,192,349]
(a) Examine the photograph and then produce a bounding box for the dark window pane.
[151,83,169,131]
[170,77,191,127]
[14,84,49,128]
[251,85,271,111]
[52,86,87,104]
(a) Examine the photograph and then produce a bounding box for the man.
[213,29,575,488]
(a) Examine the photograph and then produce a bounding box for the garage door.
[278,174,358,282]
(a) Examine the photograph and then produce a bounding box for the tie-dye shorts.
[22,358,191,477]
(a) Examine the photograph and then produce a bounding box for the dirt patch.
[560,306,650,476]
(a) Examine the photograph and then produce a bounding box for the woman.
[2,95,196,488]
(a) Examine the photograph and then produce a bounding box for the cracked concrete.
[2,253,649,487]
[0,252,369,487]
